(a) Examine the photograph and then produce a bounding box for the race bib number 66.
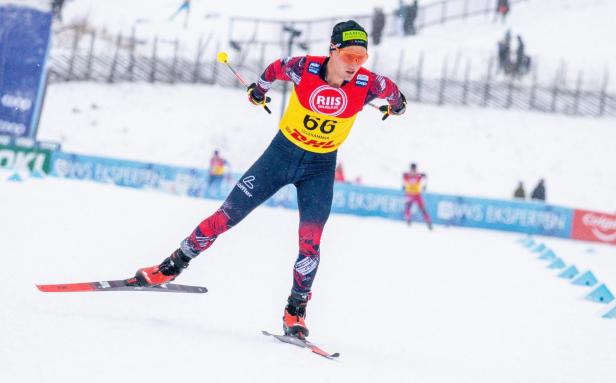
[303,114,337,134]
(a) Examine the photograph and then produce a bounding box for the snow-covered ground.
[1,175,615,383]
[38,82,616,212]
[3,1,616,381]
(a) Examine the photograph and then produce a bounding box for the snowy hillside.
[57,0,616,86]
[40,0,616,213]
[1,176,615,383]
[38,82,616,212]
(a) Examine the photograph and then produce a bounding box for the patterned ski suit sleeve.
[252,56,306,99]
[365,72,407,111]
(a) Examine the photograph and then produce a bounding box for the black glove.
[247,83,271,114]
[379,93,407,120]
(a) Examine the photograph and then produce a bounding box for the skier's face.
[330,46,368,81]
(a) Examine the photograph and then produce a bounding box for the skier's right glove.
[379,93,407,120]
[247,83,272,114]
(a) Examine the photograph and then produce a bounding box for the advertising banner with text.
[571,209,616,245]
[48,151,581,241]
[0,143,51,173]
[0,1,52,138]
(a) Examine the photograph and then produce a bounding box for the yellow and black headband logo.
[342,30,368,42]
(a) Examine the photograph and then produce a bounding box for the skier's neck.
[324,59,345,88]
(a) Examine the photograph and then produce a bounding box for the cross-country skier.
[133,20,407,338]
[206,149,228,197]
[402,163,433,229]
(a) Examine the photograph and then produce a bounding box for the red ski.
[36,278,207,294]
[262,330,340,360]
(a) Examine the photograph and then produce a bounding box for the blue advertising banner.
[50,151,235,199]
[49,151,574,239]
[428,194,574,238]
[0,1,52,138]
[331,182,406,219]
[264,182,408,219]
[268,183,573,238]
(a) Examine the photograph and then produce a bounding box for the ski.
[262,330,340,360]
[36,278,207,294]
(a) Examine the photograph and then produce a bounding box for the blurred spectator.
[403,163,432,230]
[497,30,512,74]
[396,0,406,36]
[495,0,510,23]
[335,162,346,182]
[403,0,418,36]
[531,179,546,202]
[51,0,65,21]
[207,150,228,197]
[371,7,386,45]
[513,181,526,200]
[514,35,531,76]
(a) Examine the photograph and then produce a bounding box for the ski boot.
[133,248,191,286]
[283,291,310,338]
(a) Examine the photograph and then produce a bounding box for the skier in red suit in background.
[403,163,432,230]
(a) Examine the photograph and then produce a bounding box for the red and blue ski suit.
[180,55,406,295]
[403,172,432,225]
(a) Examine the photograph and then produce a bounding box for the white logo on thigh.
[236,175,255,197]
[295,257,319,275]
[242,175,255,189]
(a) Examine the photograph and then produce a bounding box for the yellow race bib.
[279,89,357,153]
[277,56,371,153]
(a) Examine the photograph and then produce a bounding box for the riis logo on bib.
[308,85,348,117]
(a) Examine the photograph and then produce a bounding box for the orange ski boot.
[133,248,191,286]
[283,292,310,338]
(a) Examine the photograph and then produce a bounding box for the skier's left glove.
[247,83,272,114]
[379,93,407,121]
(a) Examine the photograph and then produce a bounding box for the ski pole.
[368,102,391,120]
[217,51,271,114]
